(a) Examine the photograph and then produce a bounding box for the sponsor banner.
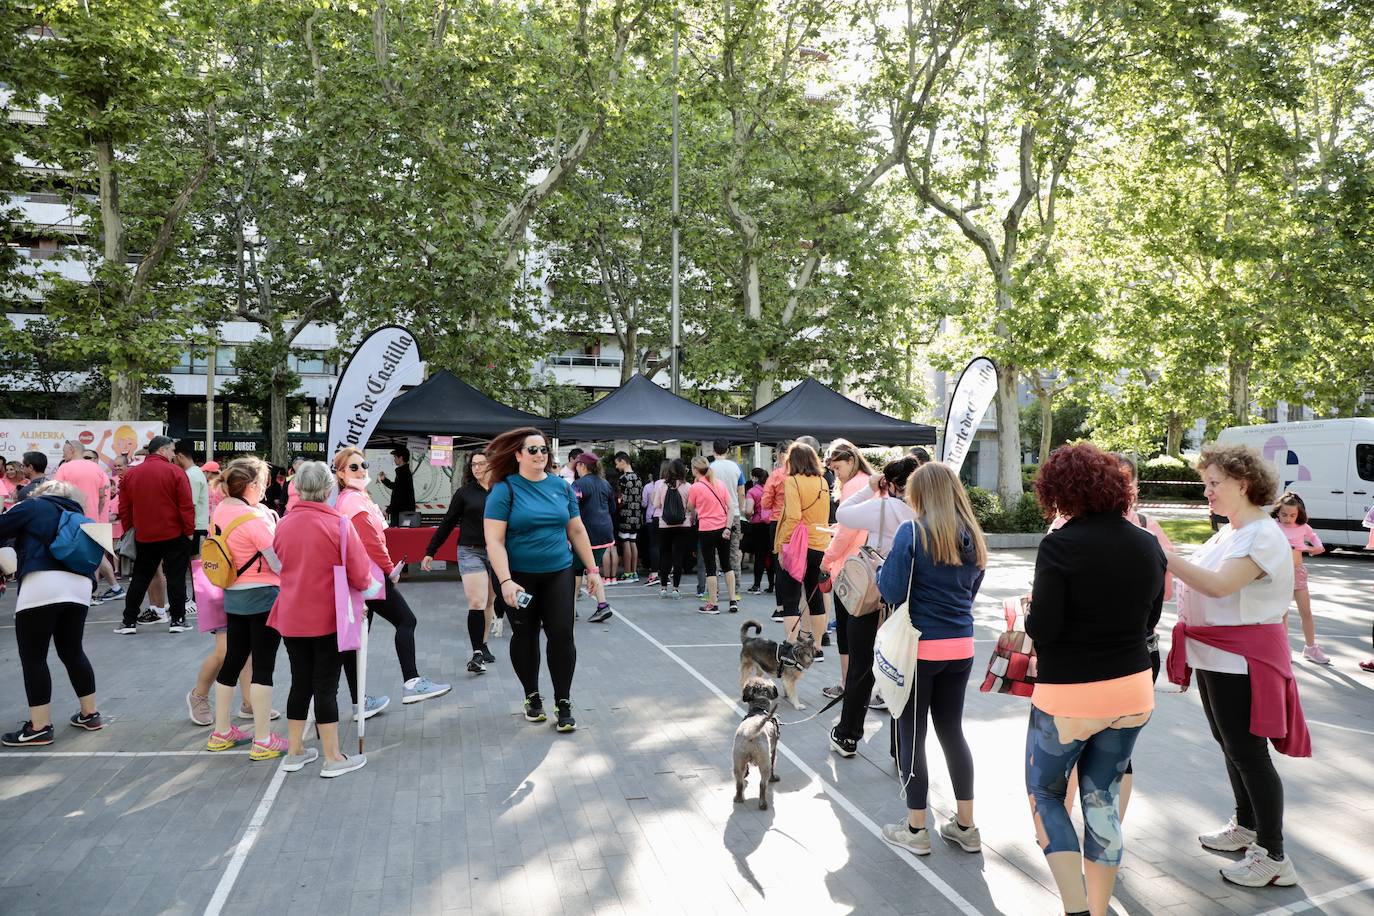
[326,325,423,459]
[941,357,998,476]
[429,435,453,467]
[0,420,164,471]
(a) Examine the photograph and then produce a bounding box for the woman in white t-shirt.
[1166,444,1297,890]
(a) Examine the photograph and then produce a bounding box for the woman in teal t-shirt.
[484,427,602,733]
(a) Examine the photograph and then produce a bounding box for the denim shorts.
[456,546,490,576]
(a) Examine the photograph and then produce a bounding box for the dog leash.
[775,688,847,726]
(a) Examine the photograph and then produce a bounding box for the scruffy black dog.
[739,620,816,710]
[733,677,781,810]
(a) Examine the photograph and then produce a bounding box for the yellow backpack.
[199,513,262,589]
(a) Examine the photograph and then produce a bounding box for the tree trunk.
[995,359,1023,505]
[1165,412,1184,457]
[621,321,636,384]
[753,366,776,411]
[93,138,125,265]
[1038,388,1053,463]
[109,373,141,423]
[269,370,289,467]
[742,250,761,321]
[1228,356,1251,425]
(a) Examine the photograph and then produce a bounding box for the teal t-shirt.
[484,474,579,574]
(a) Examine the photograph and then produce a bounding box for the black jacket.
[1028,512,1166,684]
[382,463,416,513]
[427,481,489,554]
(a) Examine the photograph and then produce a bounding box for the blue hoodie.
[877,519,984,641]
[0,493,95,587]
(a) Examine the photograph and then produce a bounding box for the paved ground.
[1,548,1372,916]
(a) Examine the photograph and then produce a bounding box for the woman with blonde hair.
[333,447,451,714]
[877,462,987,858]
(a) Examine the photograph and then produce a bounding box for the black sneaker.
[136,608,162,624]
[697,604,720,615]
[821,632,831,647]
[480,645,497,664]
[770,608,785,621]
[814,649,826,662]
[523,693,546,723]
[467,651,487,674]
[728,601,739,614]
[2,721,54,747]
[745,585,761,595]
[168,619,193,633]
[113,623,137,635]
[765,584,775,594]
[829,727,857,758]
[69,711,104,731]
[555,699,576,733]
[588,604,613,624]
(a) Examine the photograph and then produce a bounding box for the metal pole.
[205,340,216,461]
[670,19,681,397]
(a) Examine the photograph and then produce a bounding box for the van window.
[1358,444,1374,482]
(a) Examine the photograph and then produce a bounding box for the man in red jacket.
[116,436,196,634]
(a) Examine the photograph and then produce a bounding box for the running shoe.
[821,632,831,647]
[467,651,487,674]
[814,649,825,662]
[940,820,982,853]
[113,623,137,635]
[728,601,739,614]
[1199,818,1257,852]
[881,823,930,856]
[206,724,252,751]
[588,604,613,624]
[765,584,775,594]
[1302,644,1332,666]
[168,619,193,633]
[746,585,762,595]
[1361,657,1374,673]
[829,727,857,758]
[249,733,289,761]
[352,694,390,719]
[489,617,504,640]
[696,591,707,600]
[187,691,212,726]
[320,754,367,778]
[282,747,319,773]
[136,607,164,624]
[822,684,844,699]
[698,604,720,615]
[402,676,452,704]
[603,577,617,587]
[1219,847,1297,887]
[236,705,281,721]
[660,588,671,599]
[670,589,681,600]
[2,721,54,747]
[480,645,497,664]
[96,585,126,603]
[645,573,659,586]
[868,693,887,710]
[69,711,104,731]
[770,608,785,621]
[555,699,576,733]
[524,693,546,722]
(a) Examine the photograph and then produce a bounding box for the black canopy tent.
[555,373,756,442]
[368,369,555,446]
[745,378,936,446]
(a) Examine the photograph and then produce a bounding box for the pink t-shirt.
[1279,522,1322,555]
[688,478,731,531]
[747,484,770,523]
[54,459,109,517]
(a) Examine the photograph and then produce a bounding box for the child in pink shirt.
[1271,492,1328,665]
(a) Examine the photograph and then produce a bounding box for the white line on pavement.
[203,759,290,916]
[1254,876,1374,915]
[0,750,250,758]
[1306,719,1374,736]
[615,609,983,916]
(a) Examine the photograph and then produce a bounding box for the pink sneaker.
[1302,644,1332,666]
[206,724,252,751]
[249,732,289,761]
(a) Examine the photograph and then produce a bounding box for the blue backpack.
[50,506,103,576]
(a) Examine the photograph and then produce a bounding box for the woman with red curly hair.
[1026,443,1166,916]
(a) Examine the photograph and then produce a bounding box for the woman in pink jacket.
[268,462,379,777]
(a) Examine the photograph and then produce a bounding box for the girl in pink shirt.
[687,456,735,613]
[1272,492,1329,665]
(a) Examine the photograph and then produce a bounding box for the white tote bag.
[872,521,921,715]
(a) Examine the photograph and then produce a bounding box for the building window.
[187,402,207,432]
[228,404,261,433]
[291,351,335,375]
[170,346,237,376]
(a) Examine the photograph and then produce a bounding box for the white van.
[1218,418,1374,549]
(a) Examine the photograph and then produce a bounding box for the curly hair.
[1197,443,1278,507]
[1034,443,1133,519]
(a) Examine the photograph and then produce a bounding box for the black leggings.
[283,634,343,724]
[657,526,691,588]
[894,657,975,811]
[496,566,576,701]
[15,602,95,707]
[835,606,882,740]
[215,612,281,688]
[342,579,419,701]
[776,547,825,616]
[749,527,774,590]
[834,593,850,654]
[1198,669,1285,857]
[698,528,731,577]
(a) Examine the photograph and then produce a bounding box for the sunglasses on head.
[524,445,550,455]
[346,461,368,471]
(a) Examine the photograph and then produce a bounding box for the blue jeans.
[1025,705,1148,866]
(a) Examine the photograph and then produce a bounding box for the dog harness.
[773,643,800,678]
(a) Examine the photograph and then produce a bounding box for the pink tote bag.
[192,560,228,634]
[334,516,366,651]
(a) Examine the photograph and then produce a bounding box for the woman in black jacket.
[422,451,497,673]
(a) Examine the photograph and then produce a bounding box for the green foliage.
[968,487,1045,535]
[1137,455,1203,501]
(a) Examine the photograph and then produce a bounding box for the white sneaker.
[881,822,931,856]
[489,618,504,640]
[1199,818,1257,852]
[1302,644,1332,666]
[1219,846,1298,887]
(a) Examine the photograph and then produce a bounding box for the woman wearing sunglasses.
[333,448,452,714]
[484,427,602,733]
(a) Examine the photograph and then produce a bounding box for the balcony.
[548,354,623,369]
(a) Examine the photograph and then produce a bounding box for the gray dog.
[739,620,817,710]
[733,677,781,809]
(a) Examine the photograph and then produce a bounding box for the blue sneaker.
[352,694,390,720]
[402,676,452,705]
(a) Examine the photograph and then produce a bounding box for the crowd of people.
[0,427,1354,912]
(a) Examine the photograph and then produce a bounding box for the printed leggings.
[1025,705,1148,866]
